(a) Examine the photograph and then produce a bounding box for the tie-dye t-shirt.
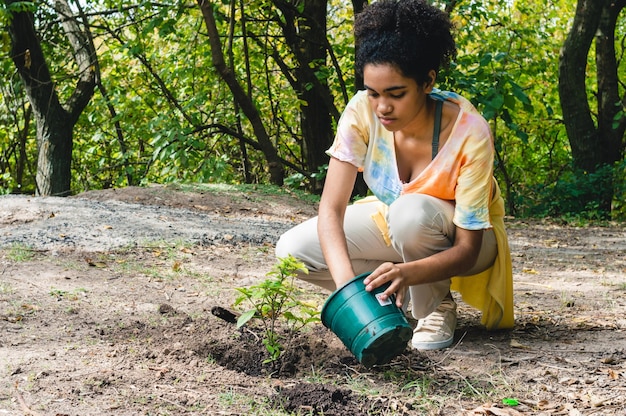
[327,89,494,231]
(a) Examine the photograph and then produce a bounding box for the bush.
[524,163,616,221]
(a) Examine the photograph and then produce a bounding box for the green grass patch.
[4,243,35,262]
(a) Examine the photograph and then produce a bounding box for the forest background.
[1,0,625,222]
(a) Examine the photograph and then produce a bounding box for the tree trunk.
[285,0,332,191]
[558,0,605,174]
[350,0,369,198]
[35,113,74,196]
[351,0,367,91]
[197,0,285,186]
[595,0,626,165]
[7,0,96,196]
[299,0,333,189]
[273,0,338,192]
[558,0,626,213]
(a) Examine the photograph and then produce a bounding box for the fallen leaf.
[86,259,107,268]
[542,239,559,247]
[468,404,523,415]
[607,368,619,380]
[510,339,530,349]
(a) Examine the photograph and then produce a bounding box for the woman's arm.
[317,157,359,288]
[364,226,483,307]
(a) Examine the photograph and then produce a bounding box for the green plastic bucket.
[321,272,412,367]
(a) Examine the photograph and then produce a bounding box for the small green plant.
[49,289,69,299]
[5,243,34,262]
[49,287,87,301]
[234,255,320,364]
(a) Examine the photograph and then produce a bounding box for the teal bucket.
[321,272,412,367]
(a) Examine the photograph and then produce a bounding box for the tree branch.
[53,0,97,124]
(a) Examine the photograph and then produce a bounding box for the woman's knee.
[387,194,454,241]
[275,232,290,258]
[275,218,321,262]
[276,227,307,259]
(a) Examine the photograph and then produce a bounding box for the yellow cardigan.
[450,181,514,330]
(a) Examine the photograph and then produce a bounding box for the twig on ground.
[156,395,190,411]
[536,362,581,372]
[434,331,467,366]
[14,383,43,416]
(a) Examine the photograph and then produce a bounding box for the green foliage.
[284,164,327,190]
[441,0,577,218]
[234,255,319,364]
[522,164,616,221]
[0,0,623,221]
[0,1,36,25]
[611,159,626,221]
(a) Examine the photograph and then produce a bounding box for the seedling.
[234,255,320,364]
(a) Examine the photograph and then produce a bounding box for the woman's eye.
[391,92,406,99]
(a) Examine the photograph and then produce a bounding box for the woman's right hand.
[363,261,410,308]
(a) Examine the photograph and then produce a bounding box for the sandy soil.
[0,184,625,415]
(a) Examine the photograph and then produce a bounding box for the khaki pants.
[275,194,497,319]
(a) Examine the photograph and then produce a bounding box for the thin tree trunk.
[273,0,335,192]
[197,0,284,186]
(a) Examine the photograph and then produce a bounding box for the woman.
[276,0,513,351]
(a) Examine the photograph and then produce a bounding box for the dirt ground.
[0,184,625,416]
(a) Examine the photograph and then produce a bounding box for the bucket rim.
[320,272,372,326]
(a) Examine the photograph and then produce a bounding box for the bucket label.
[375,293,393,306]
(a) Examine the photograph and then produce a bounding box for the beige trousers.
[275,194,497,319]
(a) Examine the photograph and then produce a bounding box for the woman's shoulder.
[432,89,491,139]
[346,89,370,108]
[338,90,382,135]
[431,89,479,117]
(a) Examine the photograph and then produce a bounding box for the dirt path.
[1,185,625,415]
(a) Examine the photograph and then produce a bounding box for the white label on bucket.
[375,293,393,306]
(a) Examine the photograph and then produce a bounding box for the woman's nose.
[378,100,392,114]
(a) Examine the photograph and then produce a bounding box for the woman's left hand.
[363,262,409,308]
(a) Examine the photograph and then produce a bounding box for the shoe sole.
[411,336,454,351]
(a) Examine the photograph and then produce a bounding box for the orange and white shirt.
[327,89,495,231]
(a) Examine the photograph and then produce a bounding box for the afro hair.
[354,0,456,85]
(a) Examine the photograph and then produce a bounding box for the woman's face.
[363,63,432,132]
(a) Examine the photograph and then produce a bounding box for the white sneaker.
[411,297,457,350]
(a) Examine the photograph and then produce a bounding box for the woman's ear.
[424,70,437,93]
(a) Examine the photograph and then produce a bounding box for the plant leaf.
[236,309,256,328]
